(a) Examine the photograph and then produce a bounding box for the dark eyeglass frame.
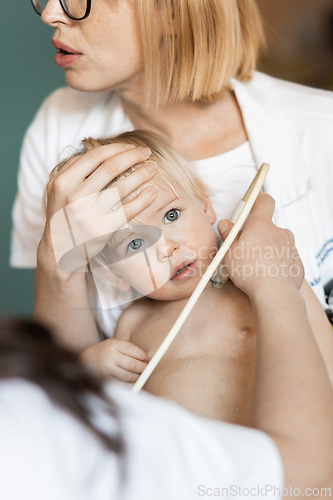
[30,0,91,21]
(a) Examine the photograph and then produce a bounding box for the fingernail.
[219,221,229,234]
[145,161,157,171]
[141,147,151,156]
[148,186,157,196]
[125,144,136,150]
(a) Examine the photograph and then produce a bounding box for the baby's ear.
[201,197,216,224]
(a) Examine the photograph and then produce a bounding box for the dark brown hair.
[0,316,124,455]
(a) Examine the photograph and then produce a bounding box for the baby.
[52,131,333,426]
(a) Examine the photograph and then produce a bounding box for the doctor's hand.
[217,193,304,298]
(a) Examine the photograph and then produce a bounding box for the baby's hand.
[80,339,148,383]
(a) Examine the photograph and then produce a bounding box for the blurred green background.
[1,0,333,317]
[0,1,64,316]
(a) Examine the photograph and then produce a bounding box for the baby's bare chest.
[130,284,255,367]
[130,284,256,423]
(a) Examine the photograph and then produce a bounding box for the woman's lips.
[52,40,82,68]
[54,52,82,67]
[171,262,197,283]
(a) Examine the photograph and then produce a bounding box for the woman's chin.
[63,66,145,96]
[63,70,111,93]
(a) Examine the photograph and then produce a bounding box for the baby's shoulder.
[125,297,153,321]
[114,298,152,340]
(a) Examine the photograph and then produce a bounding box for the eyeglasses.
[31,0,91,21]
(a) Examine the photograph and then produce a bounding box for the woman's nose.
[41,0,69,26]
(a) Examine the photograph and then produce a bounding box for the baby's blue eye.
[127,239,144,253]
[164,209,180,224]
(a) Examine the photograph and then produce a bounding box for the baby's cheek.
[197,237,218,261]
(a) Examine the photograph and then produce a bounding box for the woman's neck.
[119,90,248,161]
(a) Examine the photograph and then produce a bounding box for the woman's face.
[41,0,146,95]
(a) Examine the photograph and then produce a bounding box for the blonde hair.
[135,0,265,104]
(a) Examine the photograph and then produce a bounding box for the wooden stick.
[131,163,270,394]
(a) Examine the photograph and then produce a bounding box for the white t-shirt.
[0,378,284,500]
[194,140,257,230]
[11,72,333,334]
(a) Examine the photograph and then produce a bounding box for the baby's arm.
[80,306,148,382]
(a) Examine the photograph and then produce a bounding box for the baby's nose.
[158,236,179,261]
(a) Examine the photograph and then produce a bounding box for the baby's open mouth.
[171,261,197,281]
[174,264,190,276]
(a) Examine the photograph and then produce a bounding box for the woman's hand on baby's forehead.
[58,143,152,187]
[218,193,304,296]
[42,143,158,273]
